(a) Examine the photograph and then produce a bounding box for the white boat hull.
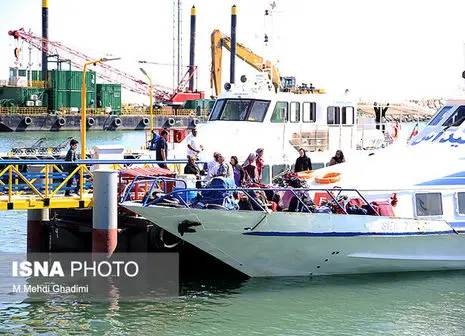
[123,202,465,277]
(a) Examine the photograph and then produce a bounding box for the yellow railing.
[120,106,209,117]
[0,107,48,115]
[28,80,52,88]
[0,164,93,203]
[58,107,106,116]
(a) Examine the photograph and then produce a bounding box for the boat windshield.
[209,99,270,122]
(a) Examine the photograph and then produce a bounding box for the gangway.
[0,159,190,210]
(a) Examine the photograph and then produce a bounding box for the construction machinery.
[8,28,203,105]
[211,29,281,96]
[210,29,321,96]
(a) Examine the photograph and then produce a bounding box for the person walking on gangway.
[64,139,80,196]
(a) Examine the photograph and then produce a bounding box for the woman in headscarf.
[242,152,260,183]
[294,148,312,172]
[255,148,264,180]
[230,155,245,187]
[329,150,345,166]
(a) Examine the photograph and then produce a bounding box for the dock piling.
[92,170,118,256]
[27,164,50,252]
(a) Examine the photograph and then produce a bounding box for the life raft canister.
[314,172,341,184]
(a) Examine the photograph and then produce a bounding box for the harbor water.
[2,125,465,335]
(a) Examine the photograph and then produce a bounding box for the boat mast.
[172,0,183,90]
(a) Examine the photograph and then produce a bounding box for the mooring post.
[92,169,118,256]
[27,164,50,252]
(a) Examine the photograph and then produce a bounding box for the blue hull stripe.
[243,230,456,237]
[416,171,465,186]
[416,178,465,186]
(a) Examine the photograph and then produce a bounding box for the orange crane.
[210,29,281,96]
[9,28,203,103]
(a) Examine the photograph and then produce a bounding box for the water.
[2,126,465,335]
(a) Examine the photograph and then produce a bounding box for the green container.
[52,89,96,111]
[97,83,121,114]
[50,70,96,91]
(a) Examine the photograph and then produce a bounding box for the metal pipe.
[188,6,196,92]
[41,0,48,82]
[230,5,237,84]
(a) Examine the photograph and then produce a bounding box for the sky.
[1,0,465,103]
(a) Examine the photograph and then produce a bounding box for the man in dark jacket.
[156,130,169,169]
[64,139,80,196]
[294,148,312,172]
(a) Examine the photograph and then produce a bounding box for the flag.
[407,122,419,142]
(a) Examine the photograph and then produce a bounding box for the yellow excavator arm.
[210,29,281,96]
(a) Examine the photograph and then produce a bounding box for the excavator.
[211,29,282,96]
[210,29,320,96]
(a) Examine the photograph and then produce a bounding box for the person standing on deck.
[294,148,312,172]
[185,127,203,159]
[230,156,245,187]
[156,130,169,169]
[64,139,80,196]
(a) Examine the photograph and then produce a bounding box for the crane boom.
[9,28,174,101]
[210,29,281,96]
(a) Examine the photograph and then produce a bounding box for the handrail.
[0,163,93,202]
[120,176,381,216]
[0,159,203,165]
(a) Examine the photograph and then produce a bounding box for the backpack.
[150,133,161,150]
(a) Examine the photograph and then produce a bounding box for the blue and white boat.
[121,100,465,277]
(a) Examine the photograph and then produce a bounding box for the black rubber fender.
[24,116,32,125]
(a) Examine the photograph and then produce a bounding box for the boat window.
[327,106,340,125]
[442,105,465,128]
[457,192,465,215]
[429,106,452,126]
[220,99,251,121]
[209,99,225,121]
[415,192,443,216]
[247,100,270,122]
[271,102,289,123]
[302,102,316,123]
[290,102,300,123]
[342,106,354,125]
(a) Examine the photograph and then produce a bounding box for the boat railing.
[120,176,380,216]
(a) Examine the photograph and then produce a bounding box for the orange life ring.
[296,170,313,179]
[314,172,341,184]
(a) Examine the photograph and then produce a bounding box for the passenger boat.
[121,100,465,277]
[175,77,401,184]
